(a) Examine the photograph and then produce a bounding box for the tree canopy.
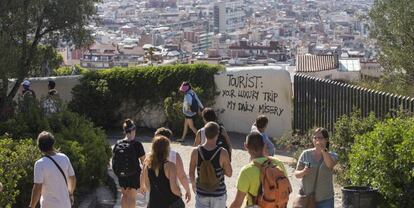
[369,0,414,80]
[0,0,100,119]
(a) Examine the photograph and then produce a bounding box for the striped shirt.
[196,146,226,197]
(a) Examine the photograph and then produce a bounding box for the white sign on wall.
[214,66,292,139]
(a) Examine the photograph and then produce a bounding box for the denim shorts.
[195,194,227,208]
[316,197,334,208]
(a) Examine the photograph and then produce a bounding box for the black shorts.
[118,172,140,190]
[185,114,197,119]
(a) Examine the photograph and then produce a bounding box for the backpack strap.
[197,146,222,161]
[45,155,68,186]
[197,146,205,161]
[209,147,222,161]
[253,158,273,169]
[251,158,274,205]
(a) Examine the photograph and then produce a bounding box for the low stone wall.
[8,76,167,128]
[12,67,294,138]
[118,99,166,129]
[9,76,81,102]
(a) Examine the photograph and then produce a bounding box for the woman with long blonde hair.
[141,136,184,208]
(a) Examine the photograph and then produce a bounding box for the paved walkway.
[108,130,341,207]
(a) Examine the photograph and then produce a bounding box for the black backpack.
[112,140,140,177]
[190,93,199,113]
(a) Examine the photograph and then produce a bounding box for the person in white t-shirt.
[29,131,76,208]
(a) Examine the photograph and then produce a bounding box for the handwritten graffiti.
[238,102,255,112]
[227,101,236,110]
[262,91,279,103]
[227,74,263,89]
[238,90,259,101]
[222,89,236,98]
[220,73,286,117]
[258,103,284,116]
[225,101,284,116]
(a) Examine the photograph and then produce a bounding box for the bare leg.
[121,188,128,208]
[121,188,137,208]
[127,189,137,208]
[187,118,198,135]
[179,118,189,141]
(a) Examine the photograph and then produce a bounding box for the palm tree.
[145,47,155,65]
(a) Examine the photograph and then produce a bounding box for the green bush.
[47,110,112,193]
[277,129,315,161]
[69,64,223,131]
[0,137,41,208]
[0,101,111,207]
[163,86,207,136]
[331,112,379,184]
[53,65,90,76]
[348,117,414,207]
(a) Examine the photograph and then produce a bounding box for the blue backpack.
[190,93,199,113]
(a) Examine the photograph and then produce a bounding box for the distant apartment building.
[228,40,289,61]
[115,45,146,67]
[59,47,83,66]
[147,0,177,8]
[183,31,214,52]
[80,44,117,69]
[213,0,246,33]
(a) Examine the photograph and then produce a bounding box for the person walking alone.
[29,131,76,208]
[177,81,203,142]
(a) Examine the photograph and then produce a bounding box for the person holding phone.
[294,128,338,208]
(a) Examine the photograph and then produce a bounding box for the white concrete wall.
[10,67,294,137]
[9,76,81,102]
[214,66,293,139]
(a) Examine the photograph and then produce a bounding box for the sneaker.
[176,138,185,142]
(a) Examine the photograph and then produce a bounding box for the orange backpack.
[253,158,292,208]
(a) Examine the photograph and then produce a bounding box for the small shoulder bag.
[292,162,322,208]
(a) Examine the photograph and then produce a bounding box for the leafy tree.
[369,0,414,81]
[30,46,64,77]
[0,0,99,120]
[348,117,414,207]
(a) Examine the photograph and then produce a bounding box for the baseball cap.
[179,82,190,92]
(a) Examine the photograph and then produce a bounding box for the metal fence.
[293,74,414,133]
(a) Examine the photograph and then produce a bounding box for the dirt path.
[108,131,341,207]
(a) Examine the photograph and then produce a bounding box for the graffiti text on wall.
[221,74,285,116]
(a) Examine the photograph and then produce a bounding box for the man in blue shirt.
[250,115,275,156]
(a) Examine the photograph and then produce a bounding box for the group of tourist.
[17,79,61,116]
[26,81,338,208]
